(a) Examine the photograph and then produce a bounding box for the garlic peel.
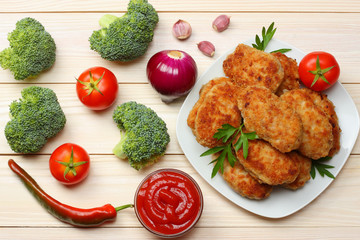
[197,41,215,57]
[172,19,192,40]
[212,15,230,32]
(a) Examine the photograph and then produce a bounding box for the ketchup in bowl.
[134,169,203,238]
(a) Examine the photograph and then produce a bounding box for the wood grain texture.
[1,0,360,239]
[1,155,359,228]
[1,83,359,154]
[0,13,359,84]
[0,84,181,155]
[1,227,360,240]
[0,0,360,13]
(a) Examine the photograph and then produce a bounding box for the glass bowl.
[134,168,204,238]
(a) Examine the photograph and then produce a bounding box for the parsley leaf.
[271,48,292,53]
[201,123,258,178]
[310,156,335,179]
[200,146,225,157]
[234,130,259,159]
[252,22,291,53]
[213,124,239,142]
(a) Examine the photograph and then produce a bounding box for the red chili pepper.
[8,159,133,227]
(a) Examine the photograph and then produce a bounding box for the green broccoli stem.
[112,131,128,159]
[99,14,119,28]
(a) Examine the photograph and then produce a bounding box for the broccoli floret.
[0,17,56,80]
[5,86,66,153]
[112,101,170,170]
[89,0,158,62]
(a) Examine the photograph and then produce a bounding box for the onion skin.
[146,50,197,103]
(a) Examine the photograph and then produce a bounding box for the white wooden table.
[1,1,360,239]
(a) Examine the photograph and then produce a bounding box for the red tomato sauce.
[135,169,203,237]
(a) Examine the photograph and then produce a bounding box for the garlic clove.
[172,19,192,40]
[212,15,230,32]
[197,41,215,57]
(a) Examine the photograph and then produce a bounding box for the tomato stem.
[308,55,335,87]
[56,146,88,181]
[76,71,105,96]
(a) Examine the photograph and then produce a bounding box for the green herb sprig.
[310,156,335,179]
[201,124,258,178]
[252,22,291,53]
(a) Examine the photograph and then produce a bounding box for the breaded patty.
[223,44,284,93]
[282,151,312,190]
[280,89,334,159]
[234,139,300,185]
[237,86,303,153]
[301,88,341,157]
[271,52,300,96]
[187,77,230,130]
[189,78,242,148]
[221,157,273,200]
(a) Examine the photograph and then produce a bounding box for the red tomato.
[49,143,90,185]
[298,51,340,91]
[76,66,118,110]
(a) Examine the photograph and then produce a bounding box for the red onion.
[146,50,197,103]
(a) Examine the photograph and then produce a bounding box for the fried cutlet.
[280,89,334,159]
[282,151,312,190]
[192,79,242,148]
[234,139,300,185]
[271,52,300,96]
[237,86,303,153]
[223,44,284,93]
[187,77,231,130]
[221,157,273,200]
[301,88,341,157]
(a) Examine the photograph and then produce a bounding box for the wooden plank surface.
[1,154,359,228]
[0,13,359,84]
[0,0,360,13]
[1,83,360,154]
[1,0,360,239]
[1,227,359,240]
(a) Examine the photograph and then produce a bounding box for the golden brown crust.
[194,80,242,148]
[300,88,341,157]
[223,44,284,93]
[280,89,334,159]
[271,52,301,96]
[237,86,303,153]
[187,77,230,130]
[234,139,300,185]
[221,157,273,200]
[282,151,312,190]
[186,44,341,201]
[187,77,242,148]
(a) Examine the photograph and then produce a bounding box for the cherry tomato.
[76,66,118,110]
[49,143,90,185]
[298,51,340,92]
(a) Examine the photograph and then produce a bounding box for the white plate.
[176,39,360,218]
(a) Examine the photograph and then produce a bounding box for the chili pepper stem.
[115,204,134,212]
